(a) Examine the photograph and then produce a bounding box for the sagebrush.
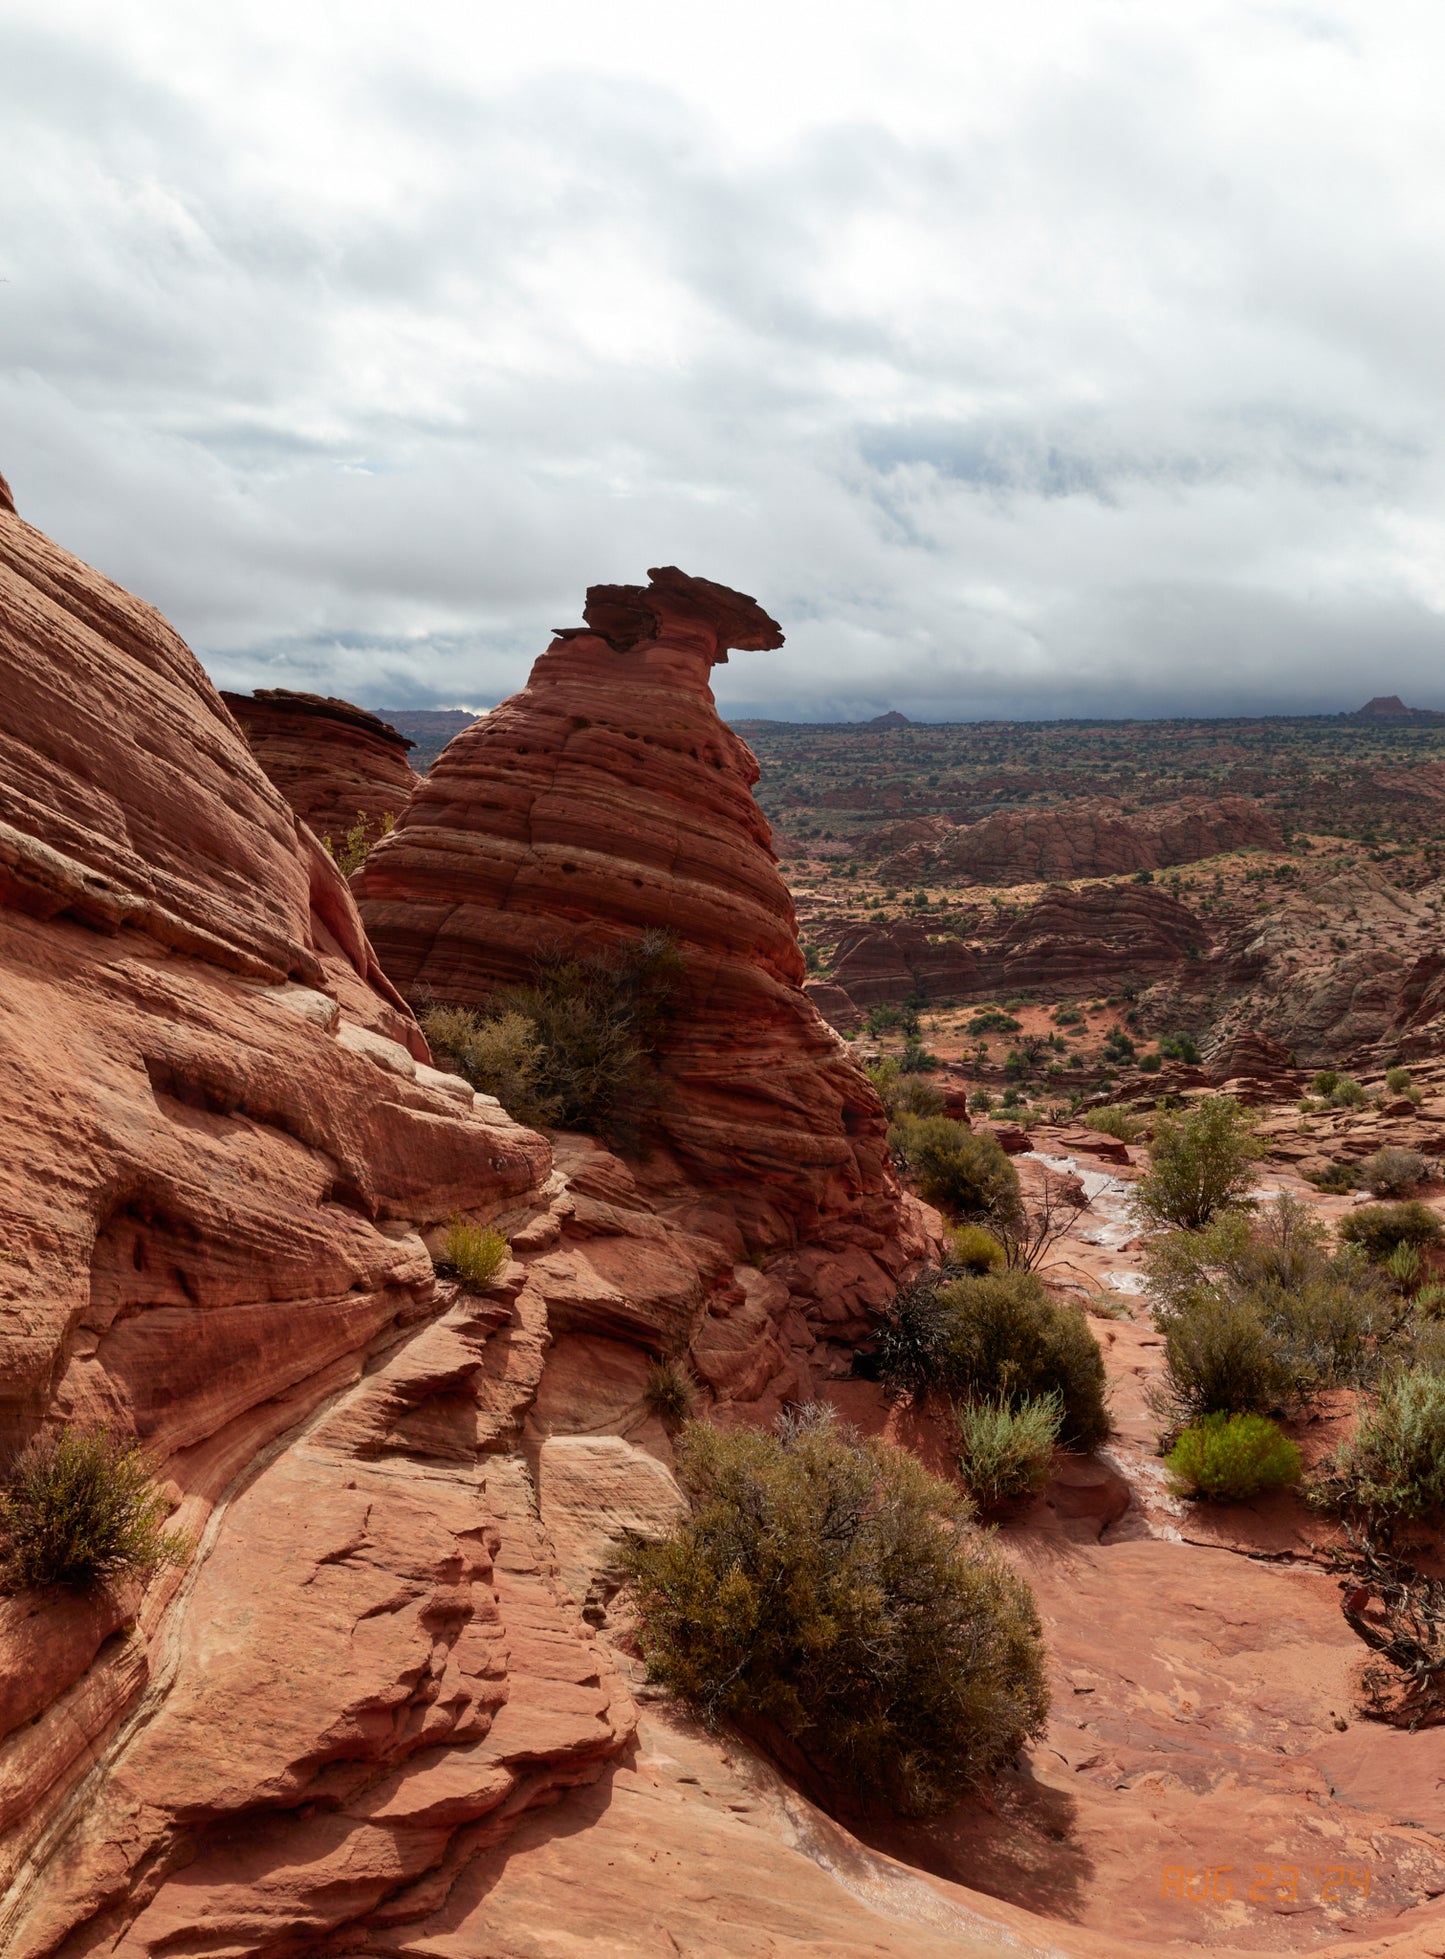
[954,1395,1061,1506]
[0,1428,188,1592]
[622,1409,1049,1814]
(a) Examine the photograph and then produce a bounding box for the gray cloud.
[2,3,1444,721]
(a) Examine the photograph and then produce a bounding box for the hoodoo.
[221,687,421,847]
[358,567,914,1266]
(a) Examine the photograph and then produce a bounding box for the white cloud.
[2,0,1444,718]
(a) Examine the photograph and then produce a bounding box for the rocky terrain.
[222,689,421,851]
[878,793,1280,886]
[4,472,1445,1958]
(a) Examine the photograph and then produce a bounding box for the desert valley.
[3,464,1445,1959]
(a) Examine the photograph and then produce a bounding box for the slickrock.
[880,793,1280,887]
[222,687,422,849]
[357,566,927,1287]
[1147,864,1442,1067]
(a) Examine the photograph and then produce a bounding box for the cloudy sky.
[2,0,1444,721]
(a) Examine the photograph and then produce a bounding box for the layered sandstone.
[882,793,1281,887]
[221,687,421,848]
[358,567,912,1261]
[827,883,1207,1009]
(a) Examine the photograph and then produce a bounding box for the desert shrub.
[1312,1069,1340,1096]
[1347,1144,1417,1198]
[1330,1075,1369,1109]
[1304,1159,1361,1194]
[1164,1412,1302,1501]
[945,1224,1006,1275]
[1386,1066,1414,1096]
[1053,1006,1083,1027]
[421,1006,560,1128]
[888,1116,1022,1227]
[1148,1195,1392,1424]
[424,933,685,1139]
[1103,1028,1136,1061]
[1386,1243,1423,1294]
[1085,1106,1145,1144]
[1139,1051,1162,1073]
[968,1009,1021,1035]
[0,1428,188,1592]
[441,1220,509,1290]
[934,1272,1110,1450]
[1159,1032,1202,1064]
[871,1273,954,1396]
[1311,1367,1445,1532]
[324,808,396,877]
[968,1088,994,1113]
[867,1058,945,1119]
[1131,1096,1263,1231]
[899,1038,941,1074]
[1412,1284,1445,1320]
[643,1358,698,1424]
[1339,1201,1444,1265]
[621,1410,1049,1814]
[954,1395,1061,1506]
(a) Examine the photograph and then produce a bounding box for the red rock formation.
[827,884,1206,1009]
[882,794,1281,887]
[221,687,421,848]
[357,568,915,1261]
[989,881,1208,993]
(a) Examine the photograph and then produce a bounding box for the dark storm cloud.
[2,3,1443,721]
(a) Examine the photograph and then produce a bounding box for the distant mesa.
[863,709,911,729]
[371,707,482,771]
[1352,695,1445,723]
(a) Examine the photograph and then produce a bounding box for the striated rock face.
[828,884,1207,1010]
[0,487,636,1950]
[221,687,421,848]
[358,568,912,1257]
[1145,866,1442,1068]
[881,794,1281,887]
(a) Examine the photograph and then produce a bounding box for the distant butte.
[1352,694,1445,722]
[863,709,911,728]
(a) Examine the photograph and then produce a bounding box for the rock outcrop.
[0,488,641,1951]
[882,794,1281,887]
[221,687,421,847]
[1145,866,1442,1068]
[828,884,1207,1009]
[358,568,919,1269]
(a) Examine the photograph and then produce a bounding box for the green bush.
[442,1220,510,1289]
[1164,1413,1302,1501]
[1131,1096,1263,1231]
[865,1059,944,1118]
[935,1271,1110,1450]
[1085,1106,1145,1144]
[1354,1144,1425,1191]
[1312,1069,1340,1096]
[1139,1052,1162,1073]
[946,1224,1006,1275]
[872,1275,953,1397]
[1386,1066,1414,1096]
[1148,1195,1392,1424]
[955,1395,1061,1506]
[888,1116,1021,1227]
[1159,1032,1202,1064]
[621,1410,1049,1814]
[1311,1367,1445,1532]
[422,1006,561,1128]
[643,1358,699,1424]
[0,1428,188,1592]
[324,808,396,877]
[968,1009,1022,1035]
[422,932,684,1140]
[1330,1075,1369,1110]
[1339,1201,1443,1265]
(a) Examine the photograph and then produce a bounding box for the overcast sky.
[3,0,1444,721]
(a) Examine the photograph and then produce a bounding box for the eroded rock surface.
[881,794,1281,887]
[222,687,421,848]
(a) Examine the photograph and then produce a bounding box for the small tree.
[1132,1096,1263,1232]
